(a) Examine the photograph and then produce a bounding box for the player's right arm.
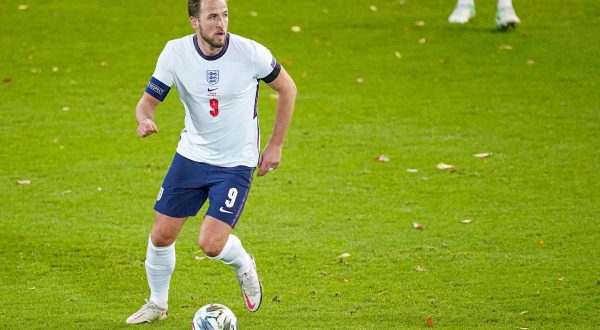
[136,40,174,138]
[135,92,161,138]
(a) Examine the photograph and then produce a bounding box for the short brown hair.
[188,0,227,17]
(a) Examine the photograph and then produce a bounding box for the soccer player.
[449,0,521,30]
[125,0,296,324]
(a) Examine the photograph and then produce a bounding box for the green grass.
[1,0,599,328]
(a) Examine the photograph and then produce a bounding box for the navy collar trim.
[193,33,230,61]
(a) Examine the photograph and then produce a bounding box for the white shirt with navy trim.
[146,33,280,167]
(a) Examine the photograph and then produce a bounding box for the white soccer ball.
[192,304,238,330]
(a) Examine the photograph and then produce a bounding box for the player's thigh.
[198,215,233,256]
[151,211,187,247]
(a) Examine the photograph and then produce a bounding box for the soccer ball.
[192,304,237,330]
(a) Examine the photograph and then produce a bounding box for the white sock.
[497,0,513,8]
[145,236,175,309]
[458,0,474,6]
[208,234,252,276]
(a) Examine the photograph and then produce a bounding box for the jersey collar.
[193,33,230,61]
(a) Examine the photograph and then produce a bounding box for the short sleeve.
[252,41,281,83]
[145,42,174,102]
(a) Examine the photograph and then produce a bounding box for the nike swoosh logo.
[208,87,218,92]
[219,207,233,214]
[244,291,256,310]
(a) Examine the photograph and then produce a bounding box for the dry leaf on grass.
[436,162,455,170]
[473,152,492,158]
[17,180,31,185]
[18,4,29,10]
[375,154,390,162]
[415,20,425,27]
[460,219,472,224]
[395,51,402,59]
[291,25,301,32]
[426,317,433,327]
[2,77,12,84]
[194,255,208,261]
[412,222,424,230]
[369,5,377,11]
[337,252,351,259]
[418,37,427,44]
[499,44,513,50]
[406,168,418,173]
[356,77,364,84]
[414,265,426,272]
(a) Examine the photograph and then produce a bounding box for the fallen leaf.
[415,20,425,27]
[52,66,59,72]
[249,11,258,17]
[412,222,425,230]
[18,4,29,10]
[28,287,36,290]
[406,168,418,173]
[377,290,388,296]
[538,240,544,246]
[436,162,455,170]
[518,328,529,330]
[418,37,427,44]
[17,180,31,185]
[415,265,426,272]
[99,61,108,67]
[337,252,351,259]
[356,77,364,84]
[2,77,12,84]
[473,152,492,158]
[97,187,103,191]
[194,255,208,261]
[426,317,433,327]
[394,51,402,59]
[291,25,301,33]
[369,5,377,12]
[527,59,535,65]
[558,276,565,282]
[375,154,390,162]
[62,190,72,194]
[460,219,472,224]
[519,311,528,315]
[62,106,70,111]
[499,44,513,50]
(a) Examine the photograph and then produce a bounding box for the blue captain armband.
[145,77,171,101]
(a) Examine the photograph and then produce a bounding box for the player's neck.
[196,34,224,57]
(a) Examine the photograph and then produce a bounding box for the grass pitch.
[1,0,599,329]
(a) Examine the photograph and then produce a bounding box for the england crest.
[206,70,219,85]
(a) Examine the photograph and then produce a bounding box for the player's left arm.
[257,66,297,177]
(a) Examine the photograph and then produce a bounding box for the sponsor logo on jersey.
[206,70,219,85]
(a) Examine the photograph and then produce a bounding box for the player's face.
[195,0,228,49]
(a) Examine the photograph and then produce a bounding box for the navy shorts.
[154,153,254,227]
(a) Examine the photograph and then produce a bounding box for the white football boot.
[125,299,168,324]
[237,254,262,312]
[448,4,476,24]
[495,6,521,30]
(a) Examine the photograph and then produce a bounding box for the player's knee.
[198,236,224,257]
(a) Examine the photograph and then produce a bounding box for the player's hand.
[257,143,282,176]
[137,119,158,138]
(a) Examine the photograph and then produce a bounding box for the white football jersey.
[145,33,280,167]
